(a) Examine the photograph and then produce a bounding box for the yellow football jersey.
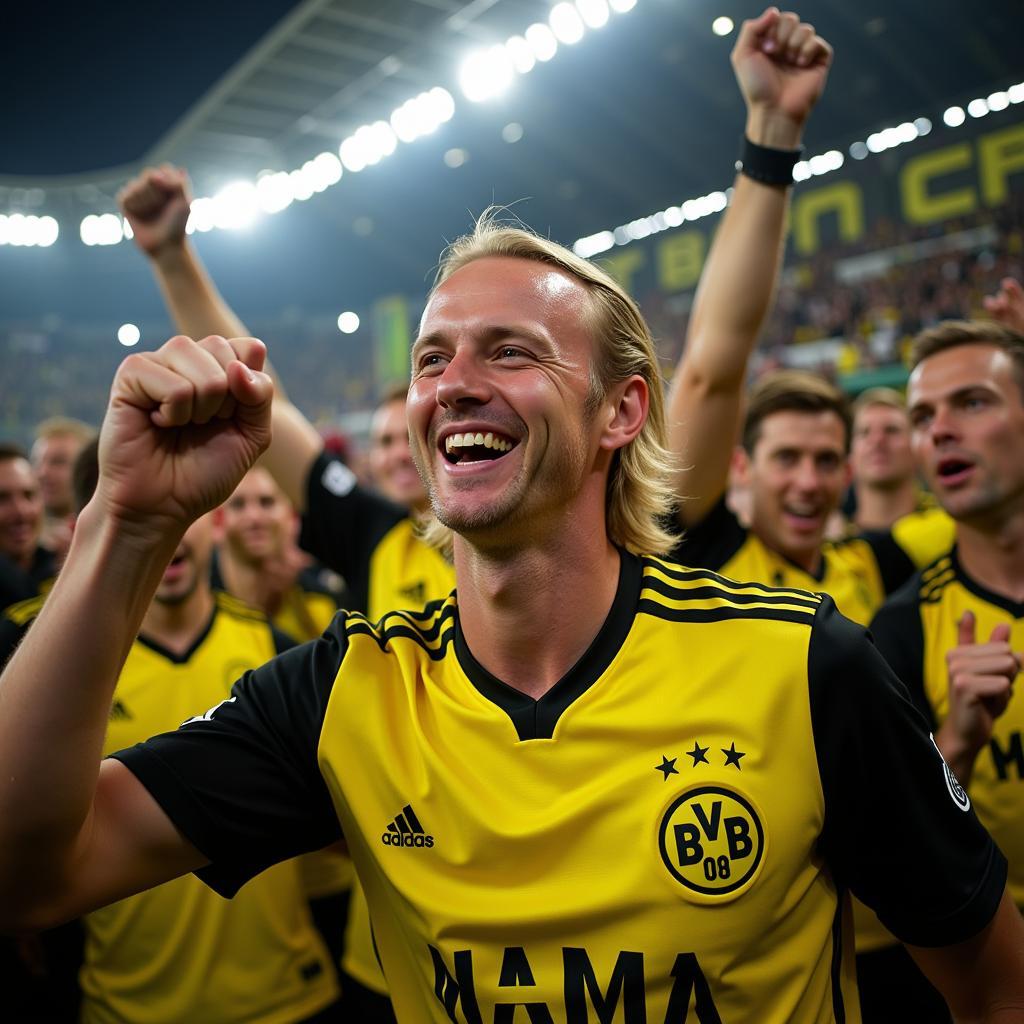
[673,499,952,627]
[115,553,1003,1023]
[83,592,339,1024]
[872,550,1024,908]
[299,451,455,994]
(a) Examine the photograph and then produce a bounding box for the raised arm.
[0,335,273,932]
[119,167,322,510]
[667,8,831,526]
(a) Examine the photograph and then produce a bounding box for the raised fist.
[117,164,191,258]
[96,335,273,535]
[732,8,833,137]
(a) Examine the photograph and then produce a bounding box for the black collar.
[951,546,1024,618]
[454,550,643,740]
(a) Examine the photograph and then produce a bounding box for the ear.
[730,445,751,487]
[598,375,649,453]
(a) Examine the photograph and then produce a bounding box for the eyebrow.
[411,323,555,359]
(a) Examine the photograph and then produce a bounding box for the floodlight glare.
[502,122,524,143]
[459,46,515,102]
[712,16,734,36]
[913,116,932,136]
[506,35,536,74]
[337,312,360,334]
[118,323,141,347]
[212,182,259,230]
[943,106,966,127]
[550,3,585,44]
[849,140,869,160]
[339,136,368,173]
[188,197,217,232]
[609,0,637,12]
[257,172,295,213]
[967,98,989,118]
[575,0,610,29]
[987,91,1009,112]
[37,216,59,247]
[1009,83,1024,104]
[525,23,558,62]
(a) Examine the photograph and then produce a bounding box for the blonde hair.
[34,416,95,445]
[418,210,679,557]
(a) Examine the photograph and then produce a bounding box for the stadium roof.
[1,0,1021,323]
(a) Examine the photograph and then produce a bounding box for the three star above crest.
[656,741,747,776]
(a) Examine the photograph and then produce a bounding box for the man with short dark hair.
[0,443,55,612]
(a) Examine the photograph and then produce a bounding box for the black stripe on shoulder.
[214,590,269,623]
[4,593,46,626]
[920,555,953,584]
[641,573,821,611]
[920,569,955,604]
[345,620,456,661]
[637,599,816,627]
[642,556,822,604]
[376,600,456,642]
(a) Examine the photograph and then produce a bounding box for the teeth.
[444,432,514,454]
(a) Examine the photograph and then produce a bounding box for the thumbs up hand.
[937,611,1020,785]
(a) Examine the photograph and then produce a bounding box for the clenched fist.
[95,335,274,535]
[118,165,191,258]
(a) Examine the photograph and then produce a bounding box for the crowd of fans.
[2,7,1024,1023]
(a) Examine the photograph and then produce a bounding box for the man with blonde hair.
[31,416,95,560]
[3,12,1024,1021]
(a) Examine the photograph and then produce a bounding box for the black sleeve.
[868,577,934,728]
[110,618,350,898]
[859,529,918,595]
[808,597,1006,947]
[668,497,748,572]
[271,625,298,656]
[298,451,407,613]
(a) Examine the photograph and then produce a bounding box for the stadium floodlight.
[712,16,734,36]
[36,215,59,247]
[391,99,422,142]
[428,87,456,124]
[310,152,343,190]
[793,160,812,182]
[117,323,141,347]
[368,121,397,160]
[913,116,932,136]
[188,197,217,232]
[573,230,615,258]
[505,35,536,74]
[257,171,295,213]
[849,140,869,160]
[1009,82,1024,104]
[337,312,360,334]
[987,91,1010,112]
[0,215,9,245]
[943,105,966,127]
[80,213,123,246]
[967,98,989,118]
[339,135,369,173]
[663,205,684,228]
[212,182,259,230]
[550,3,585,44]
[609,0,637,12]
[525,23,558,62]
[575,0,610,29]
[459,45,515,101]
[444,148,468,168]
[502,122,524,143]
[7,213,28,245]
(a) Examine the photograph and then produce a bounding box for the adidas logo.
[382,804,434,849]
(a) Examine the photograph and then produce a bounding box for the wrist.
[149,239,192,273]
[744,109,805,150]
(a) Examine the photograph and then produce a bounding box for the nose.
[793,456,822,493]
[435,349,491,410]
[928,404,959,446]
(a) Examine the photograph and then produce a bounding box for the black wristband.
[735,136,803,187]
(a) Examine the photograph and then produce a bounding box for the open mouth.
[442,430,518,466]
[936,458,973,483]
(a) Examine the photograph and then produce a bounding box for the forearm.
[150,242,250,340]
[0,502,180,897]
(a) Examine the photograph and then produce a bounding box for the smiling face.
[407,256,613,549]
[219,467,292,564]
[743,410,851,570]
[368,397,427,511]
[156,512,216,606]
[0,455,43,568]
[908,343,1024,525]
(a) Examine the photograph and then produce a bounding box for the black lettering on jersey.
[495,947,555,1023]
[663,953,722,1023]
[990,731,1024,781]
[563,948,645,1023]
[108,699,132,721]
[430,945,483,1024]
